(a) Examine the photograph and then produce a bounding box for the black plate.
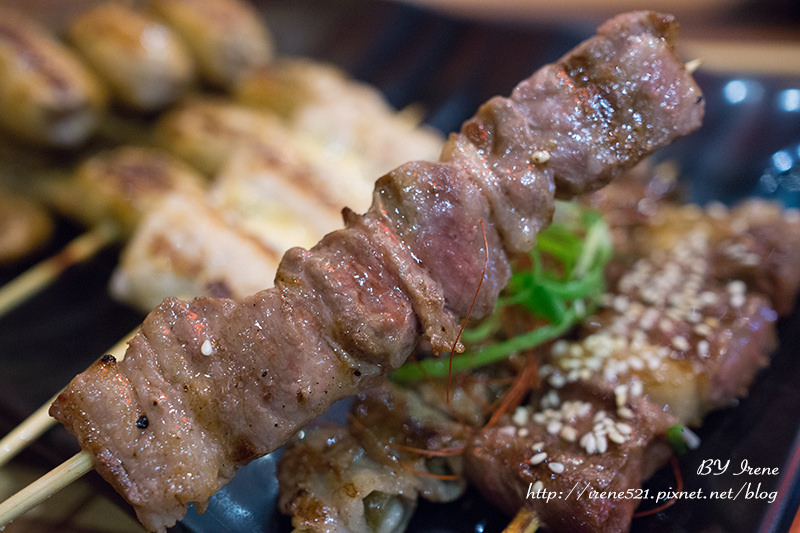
[1,1,799,532]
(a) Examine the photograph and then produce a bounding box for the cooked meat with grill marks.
[467,382,677,532]
[49,146,208,235]
[462,178,800,532]
[145,0,274,88]
[49,12,703,531]
[0,7,106,147]
[0,188,54,264]
[108,192,282,309]
[235,58,444,180]
[67,2,196,111]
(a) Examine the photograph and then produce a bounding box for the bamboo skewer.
[0,222,120,318]
[0,330,136,527]
[0,331,134,468]
[503,508,540,533]
[0,451,94,527]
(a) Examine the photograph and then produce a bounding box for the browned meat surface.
[278,426,421,533]
[0,188,53,264]
[49,12,703,531]
[278,383,469,532]
[467,382,676,532]
[463,180,800,532]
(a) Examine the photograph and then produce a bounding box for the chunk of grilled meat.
[50,146,207,235]
[463,181,800,532]
[67,2,195,111]
[108,191,282,311]
[146,0,273,88]
[0,8,106,147]
[0,188,53,264]
[235,58,445,179]
[49,12,703,531]
[278,383,469,533]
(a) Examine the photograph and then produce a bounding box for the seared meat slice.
[541,204,783,425]
[464,182,800,532]
[278,383,469,533]
[235,58,444,179]
[50,146,207,235]
[109,192,281,309]
[50,12,703,531]
[466,382,676,532]
[0,188,53,264]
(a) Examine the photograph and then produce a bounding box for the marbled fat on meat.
[49,11,703,531]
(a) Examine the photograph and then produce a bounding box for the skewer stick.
[503,508,540,533]
[0,331,134,468]
[0,451,94,527]
[0,222,120,318]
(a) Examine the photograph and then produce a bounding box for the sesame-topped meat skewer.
[35,11,706,532]
[464,177,800,532]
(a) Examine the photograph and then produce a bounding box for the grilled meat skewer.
[48,11,703,532]
[67,2,196,111]
[0,8,106,147]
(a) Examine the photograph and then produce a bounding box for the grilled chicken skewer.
[0,11,703,532]
[67,2,196,111]
[0,146,207,318]
[112,95,443,311]
[145,0,274,88]
[0,8,107,148]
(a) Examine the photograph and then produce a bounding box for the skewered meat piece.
[464,181,800,532]
[108,141,348,311]
[113,88,443,311]
[145,0,273,88]
[278,382,469,533]
[109,191,282,312]
[235,58,445,180]
[469,382,677,532]
[0,7,106,147]
[0,188,53,264]
[49,12,704,531]
[47,146,208,235]
[67,2,196,111]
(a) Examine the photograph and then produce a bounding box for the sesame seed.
[531,441,545,451]
[530,150,551,164]
[560,426,578,442]
[672,335,690,352]
[549,373,566,388]
[697,340,710,358]
[518,428,530,438]
[512,406,529,426]
[693,323,712,337]
[580,432,598,454]
[595,433,609,453]
[618,407,635,419]
[608,430,626,444]
[730,292,746,308]
[548,462,565,474]
[201,339,214,356]
[530,452,548,465]
[532,480,544,493]
[616,422,633,435]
